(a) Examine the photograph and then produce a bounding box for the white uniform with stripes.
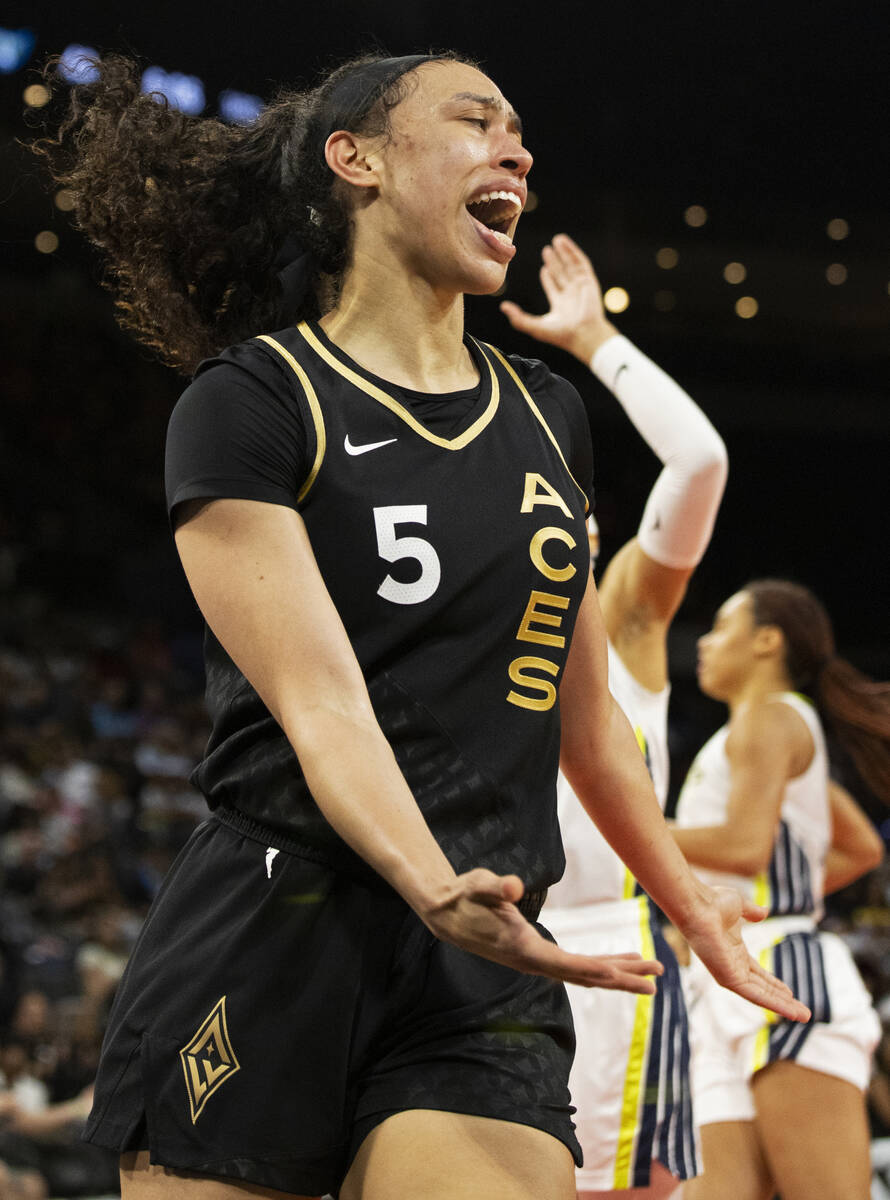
[544,644,699,1190]
[676,692,879,1124]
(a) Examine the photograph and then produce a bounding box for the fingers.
[569,953,663,994]
[738,897,769,924]
[460,868,524,906]
[538,263,562,309]
[499,300,540,335]
[749,962,812,1021]
[541,244,567,290]
[531,941,663,993]
[732,954,812,1023]
[739,978,812,1023]
[544,234,596,285]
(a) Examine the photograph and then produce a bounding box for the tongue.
[467,197,514,230]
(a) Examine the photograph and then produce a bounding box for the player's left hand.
[680,885,812,1022]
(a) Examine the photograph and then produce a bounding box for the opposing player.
[503,234,727,1197]
[39,54,807,1200]
[673,579,889,1200]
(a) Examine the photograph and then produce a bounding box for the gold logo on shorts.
[180,995,241,1123]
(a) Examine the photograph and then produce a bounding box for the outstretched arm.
[502,234,727,689]
[823,780,884,894]
[559,571,810,1022]
[173,497,661,993]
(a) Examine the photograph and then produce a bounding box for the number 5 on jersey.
[373,505,441,605]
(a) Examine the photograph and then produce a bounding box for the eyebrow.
[448,92,523,137]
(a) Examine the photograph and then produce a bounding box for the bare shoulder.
[725,698,813,774]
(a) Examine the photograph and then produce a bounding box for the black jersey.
[166,321,593,892]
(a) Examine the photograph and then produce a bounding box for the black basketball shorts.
[83,809,581,1196]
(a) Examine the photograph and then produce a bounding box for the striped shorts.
[544,896,699,1190]
[687,918,880,1126]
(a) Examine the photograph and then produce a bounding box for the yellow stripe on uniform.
[483,344,590,513]
[621,727,649,900]
[751,939,781,1073]
[255,335,327,503]
[753,870,771,913]
[613,894,655,1189]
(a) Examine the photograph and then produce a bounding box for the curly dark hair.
[32,51,469,374]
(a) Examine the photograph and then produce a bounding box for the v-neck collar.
[295,321,500,451]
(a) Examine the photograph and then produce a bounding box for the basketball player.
[673,580,889,1200]
[503,233,726,1197]
[39,53,807,1200]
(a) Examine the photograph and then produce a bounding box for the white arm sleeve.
[591,334,728,569]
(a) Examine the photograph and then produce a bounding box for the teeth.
[468,189,523,210]
[491,229,514,246]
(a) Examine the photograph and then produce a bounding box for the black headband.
[308,54,439,165]
[276,54,441,318]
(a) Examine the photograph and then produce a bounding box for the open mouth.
[466,190,523,246]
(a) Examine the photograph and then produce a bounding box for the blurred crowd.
[0,581,207,1197]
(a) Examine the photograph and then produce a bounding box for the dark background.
[1,0,888,801]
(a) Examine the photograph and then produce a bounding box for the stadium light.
[142,66,206,115]
[0,26,36,74]
[58,44,100,84]
[219,89,264,125]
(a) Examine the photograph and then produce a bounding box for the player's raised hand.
[422,867,664,993]
[500,233,617,363]
[681,885,812,1022]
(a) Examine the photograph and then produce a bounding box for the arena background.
[0,3,889,1196]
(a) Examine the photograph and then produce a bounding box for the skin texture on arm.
[560,574,810,1021]
[823,779,884,894]
[173,496,662,992]
[597,541,692,691]
[671,700,811,876]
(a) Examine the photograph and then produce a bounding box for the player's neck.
[319,257,478,394]
[727,664,793,717]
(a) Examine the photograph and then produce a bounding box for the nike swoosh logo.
[344,435,398,456]
[613,363,629,386]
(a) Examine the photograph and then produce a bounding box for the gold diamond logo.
[180,996,241,1124]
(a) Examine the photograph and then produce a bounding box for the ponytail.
[32,50,465,374]
[818,656,890,801]
[746,578,890,803]
[33,55,303,372]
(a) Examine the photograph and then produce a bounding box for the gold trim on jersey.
[255,334,327,502]
[295,323,500,450]
[613,894,655,1188]
[483,343,590,514]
